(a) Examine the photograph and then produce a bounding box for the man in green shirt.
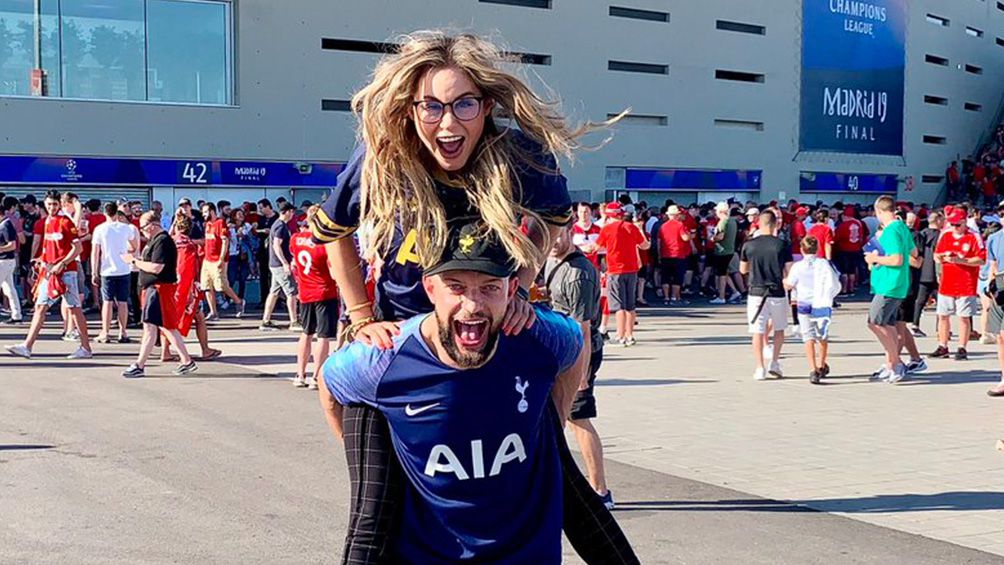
[710,202,741,304]
[865,195,916,384]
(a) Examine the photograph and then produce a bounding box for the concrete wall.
[2,0,1004,205]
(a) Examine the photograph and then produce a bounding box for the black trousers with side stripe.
[339,403,639,564]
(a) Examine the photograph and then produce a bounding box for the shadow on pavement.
[0,444,55,451]
[801,491,1004,513]
[613,499,814,513]
[899,370,1002,385]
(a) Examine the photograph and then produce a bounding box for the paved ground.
[1,301,1003,564]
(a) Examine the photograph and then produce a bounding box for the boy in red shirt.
[596,202,650,345]
[932,207,986,360]
[833,206,868,295]
[6,192,92,359]
[658,205,692,304]
[289,208,339,389]
[807,209,834,260]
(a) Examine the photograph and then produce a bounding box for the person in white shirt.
[91,202,141,343]
[783,235,840,385]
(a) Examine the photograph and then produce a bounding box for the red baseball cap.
[605,202,624,216]
[946,208,966,225]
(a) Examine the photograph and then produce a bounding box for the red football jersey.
[807,224,834,259]
[571,221,602,268]
[834,218,867,253]
[290,231,338,303]
[43,215,79,271]
[935,230,984,297]
[204,218,227,262]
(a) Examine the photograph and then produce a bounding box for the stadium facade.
[1,0,1003,207]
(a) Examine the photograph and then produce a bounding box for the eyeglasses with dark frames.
[412,96,485,124]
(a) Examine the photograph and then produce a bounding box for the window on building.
[925,54,949,66]
[320,38,394,54]
[998,1,1004,12]
[965,64,984,75]
[997,37,1004,47]
[921,175,945,184]
[609,6,669,23]
[0,0,233,105]
[608,60,668,75]
[610,113,667,126]
[714,119,764,131]
[715,20,766,35]
[321,99,352,112]
[925,13,950,27]
[924,95,948,106]
[60,0,147,101]
[966,26,984,38]
[147,0,232,105]
[479,0,551,8]
[0,0,60,96]
[923,135,947,145]
[965,102,983,112]
[715,69,764,83]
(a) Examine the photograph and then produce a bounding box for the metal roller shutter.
[0,186,152,208]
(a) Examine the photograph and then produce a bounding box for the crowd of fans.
[0,190,322,380]
[4,185,1004,399]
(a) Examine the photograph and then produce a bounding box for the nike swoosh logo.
[404,403,440,417]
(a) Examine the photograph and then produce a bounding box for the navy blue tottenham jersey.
[312,130,573,320]
[323,307,583,564]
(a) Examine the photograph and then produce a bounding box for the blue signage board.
[799,171,898,193]
[800,0,907,155]
[0,155,345,187]
[625,168,762,191]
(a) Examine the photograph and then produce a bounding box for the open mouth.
[453,317,488,349]
[436,135,465,159]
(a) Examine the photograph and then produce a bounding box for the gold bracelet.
[344,316,377,341]
[346,301,374,315]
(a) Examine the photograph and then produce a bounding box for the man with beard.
[319,221,619,564]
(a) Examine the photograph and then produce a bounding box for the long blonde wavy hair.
[352,30,621,270]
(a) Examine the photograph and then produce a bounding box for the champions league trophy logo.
[514,377,529,413]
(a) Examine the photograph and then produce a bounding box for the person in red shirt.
[658,205,692,304]
[5,192,92,359]
[596,202,650,345]
[833,206,868,295]
[932,207,985,360]
[289,207,339,389]
[682,205,701,292]
[790,206,809,259]
[200,202,246,320]
[82,200,106,310]
[571,202,602,268]
[807,209,834,260]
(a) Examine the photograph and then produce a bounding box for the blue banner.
[799,171,898,193]
[800,0,907,155]
[625,168,762,191]
[0,155,345,187]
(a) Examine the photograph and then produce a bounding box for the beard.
[437,311,502,369]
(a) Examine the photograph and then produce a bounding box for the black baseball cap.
[425,222,516,279]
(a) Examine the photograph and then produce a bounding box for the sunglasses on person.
[412,96,485,124]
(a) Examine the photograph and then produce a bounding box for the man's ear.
[507,276,519,298]
[423,275,437,303]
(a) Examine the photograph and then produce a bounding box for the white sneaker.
[709,297,727,305]
[624,337,637,347]
[293,375,307,388]
[871,366,892,382]
[753,367,768,381]
[768,361,783,378]
[980,334,996,345]
[728,292,743,303]
[6,343,31,359]
[67,347,92,360]
[307,376,318,390]
[887,364,907,384]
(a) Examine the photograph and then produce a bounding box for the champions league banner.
[800,0,908,155]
